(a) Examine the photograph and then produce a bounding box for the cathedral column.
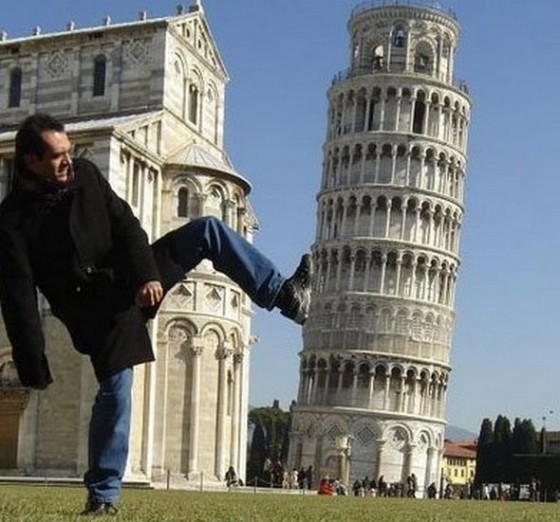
[230,352,244,475]
[404,443,416,480]
[424,446,437,493]
[423,101,431,135]
[395,256,403,296]
[414,209,422,243]
[417,153,426,189]
[395,95,402,132]
[297,363,306,403]
[363,252,372,292]
[397,375,406,412]
[341,199,349,238]
[336,363,344,395]
[409,261,417,299]
[349,252,357,291]
[425,210,433,245]
[310,369,319,405]
[409,377,417,414]
[368,369,376,409]
[360,147,367,183]
[369,201,377,236]
[353,203,362,236]
[321,361,331,405]
[374,155,381,183]
[374,440,386,480]
[383,371,390,410]
[404,151,412,186]
[435,104,443,140]
[449,274,457,306]
[364,96,372,132]
[215,341,232,478]
[390,145,397,184]
[378,95,387,130]
[351,94,359,133]
[187,343,203,477]
[379,254,388,294]
[384,201,392,238]
[324,252,332,292]
[400,203,408,241]
[335,248,343,291]
[351,366,359,406]
[408,97,417,133]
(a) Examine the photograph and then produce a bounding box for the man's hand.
[135,280,164,307]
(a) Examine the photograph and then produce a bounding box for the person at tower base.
[0,113,312,516]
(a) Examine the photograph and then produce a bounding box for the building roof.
[0,2,228,80]
[167,141,251,191]
[444,439,477,459]
[0,112,251,192]
[0,111,163,143]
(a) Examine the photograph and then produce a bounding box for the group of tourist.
[350,474,417,498]
[260,459,315,490]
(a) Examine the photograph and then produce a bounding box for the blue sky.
[4,0,560,434]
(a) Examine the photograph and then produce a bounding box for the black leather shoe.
[80,501,118,516]
[279,254,313,325]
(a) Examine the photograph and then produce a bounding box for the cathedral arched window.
[8,67,22,108]
[93,55,107,97]
[372,45,384,71]
[393,27,406,47]
[177,187,189,217]
[188,83,199,124]
[413,42,434,74]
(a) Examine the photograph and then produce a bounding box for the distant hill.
[445,425,477,441]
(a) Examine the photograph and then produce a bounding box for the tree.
[512,418,538,456]
[246,421,268,483]
[474,418,493,487]
[246,402,291,484]
[491,415,512,482]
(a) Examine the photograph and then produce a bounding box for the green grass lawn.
[0,485,558,521]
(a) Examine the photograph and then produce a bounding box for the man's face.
[24,130,73,184]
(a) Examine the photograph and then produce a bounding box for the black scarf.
[14,168,77,217]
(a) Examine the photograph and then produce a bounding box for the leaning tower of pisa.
[288,1,471,495]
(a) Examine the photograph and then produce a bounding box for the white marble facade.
[0,2,256,485]
[288,2,471,496]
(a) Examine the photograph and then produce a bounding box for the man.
[0,113,312,515]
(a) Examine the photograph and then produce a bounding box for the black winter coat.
[0,158,161,388]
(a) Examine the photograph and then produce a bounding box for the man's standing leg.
[82,367,133,515]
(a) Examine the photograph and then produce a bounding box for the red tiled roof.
[444,439,477,459]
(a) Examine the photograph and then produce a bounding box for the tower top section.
[351,1,458,24]
[344,0,464,90]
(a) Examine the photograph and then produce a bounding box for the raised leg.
[152,216,285,309]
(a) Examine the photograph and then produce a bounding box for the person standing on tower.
[0,113,312,515]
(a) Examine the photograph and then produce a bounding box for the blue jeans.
[154,216,286,310]
[84,367,133,504]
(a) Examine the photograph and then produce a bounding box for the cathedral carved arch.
[414,429,433,451]
[172,50,188,78]
[361,36,386,71]
[384,424,412,450]
[170,176,201,219]
[164,319,197,362]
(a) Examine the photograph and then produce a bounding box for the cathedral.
[0,2,255,486]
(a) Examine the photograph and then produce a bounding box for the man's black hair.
[14,113,65,174]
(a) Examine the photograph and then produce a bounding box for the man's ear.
[23,152,39,172]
